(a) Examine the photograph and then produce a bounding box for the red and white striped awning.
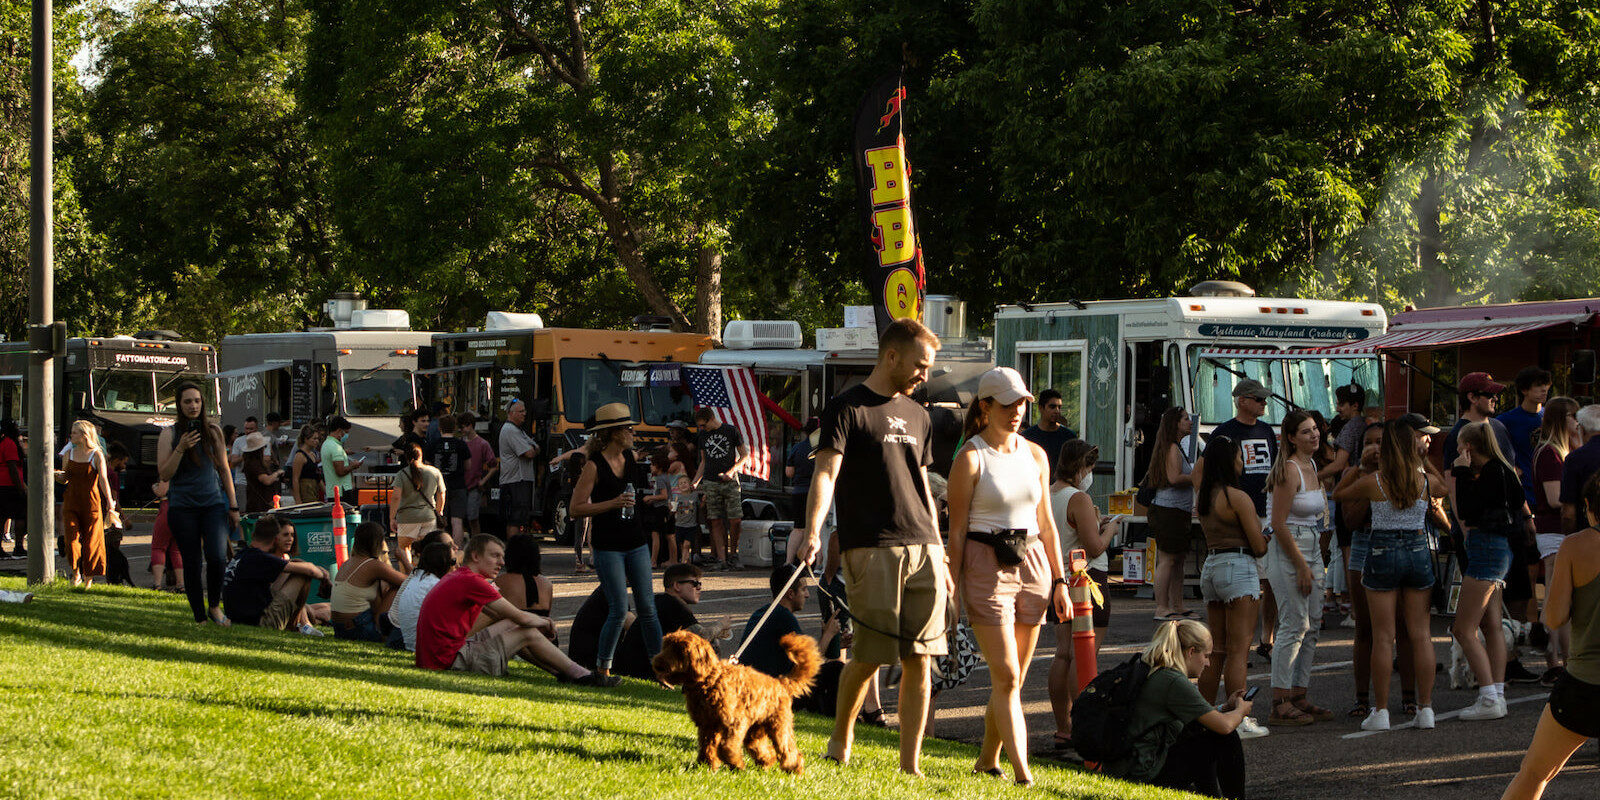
[1313,318,1580,355]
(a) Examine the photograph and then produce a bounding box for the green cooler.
[240,502,362,597]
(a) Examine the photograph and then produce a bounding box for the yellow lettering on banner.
[865,145,908,207]
[884,268,921,320]
[872,206,915,267]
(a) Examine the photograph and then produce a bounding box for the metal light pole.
[27,0,57,585]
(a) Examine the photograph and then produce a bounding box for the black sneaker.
[1540,666,1566,688]
[1528,623,1550,651]
[1506,659,1541,684]
[575,672,622,688]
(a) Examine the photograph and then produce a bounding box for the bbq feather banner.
[852,69,926,333]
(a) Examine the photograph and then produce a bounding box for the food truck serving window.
[92,370,156,413]
[561,359,635,424]
[341,369,414,417]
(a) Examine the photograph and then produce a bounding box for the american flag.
[682,365,770,481]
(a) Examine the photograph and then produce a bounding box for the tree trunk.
[593,201,693,330]
[695,245,722,341]
[1414,172,1448,307]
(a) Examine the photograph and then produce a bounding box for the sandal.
[858,708,889,728]
[1292,696,1334,722]
[1346,701,1371,719]
[1401,691,1418,716]
[1052,732,1074,751]
[1268,699,1315,726]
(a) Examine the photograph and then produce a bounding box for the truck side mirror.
[1574,350,1596,385]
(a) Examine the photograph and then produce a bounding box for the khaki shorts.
[450,628,510,676]
[396,521,433,546]
[842,543,949,664]
[258,578,304,631]
[961,537,1050,627]
[702,479,742,520]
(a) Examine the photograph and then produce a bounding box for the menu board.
[290,359,315,427]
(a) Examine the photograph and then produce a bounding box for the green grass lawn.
[0,578,1193,799]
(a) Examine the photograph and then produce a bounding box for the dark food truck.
[0,333,218,507]
[422,314,715,538]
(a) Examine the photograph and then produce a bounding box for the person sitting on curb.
[221,516,330,636]
[416,534,617,685]
[613,563,731,679]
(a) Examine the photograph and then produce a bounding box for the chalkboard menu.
[290,359,315,427]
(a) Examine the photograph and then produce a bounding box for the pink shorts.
[961,537,1050,627]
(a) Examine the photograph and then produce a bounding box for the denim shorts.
[333,609,386,642]
[1200,552,1262,604]
[1346,528,1371,575]
[1362,528,1433,592]
[1462,528,1514,585]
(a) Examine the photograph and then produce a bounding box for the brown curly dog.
[652,629,821,773]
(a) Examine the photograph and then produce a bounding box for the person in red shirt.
[414,533,618,685]
[0,419,25,559]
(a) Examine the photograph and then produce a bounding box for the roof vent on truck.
[348,309,411,330]
[723,320,803,350]
[133,329,183,341]
[485,311,545,331]
[633,315,675,332]
[1188,280,1256,298]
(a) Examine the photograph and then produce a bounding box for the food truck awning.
[412,361,493,376]
[208,360,292,380]
[1312,316,1590,355]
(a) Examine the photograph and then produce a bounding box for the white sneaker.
[1415,707,1435,729]
[297,623,325,637]
[1339,615,1357,629]
[1236,716,1271,739]
[1459,696,1507,721]
[1361,708,1391,732]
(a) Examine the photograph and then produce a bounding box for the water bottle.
[621,482,636,520]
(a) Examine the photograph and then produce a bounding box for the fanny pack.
[968,529,1030,566]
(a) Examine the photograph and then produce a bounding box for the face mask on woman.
[1079,472,1094,492]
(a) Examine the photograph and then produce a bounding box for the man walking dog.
[795,317,950,777]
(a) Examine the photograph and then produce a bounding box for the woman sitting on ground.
[389,536,457,652]
[495,533,554,619]
[1103,619,1253,799]
[1502,475,1600,800]
[329,521,409,642]
[1193,435,1268,741]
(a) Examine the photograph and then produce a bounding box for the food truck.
[422,313,715,534]
[0,332,218,506]
[215,295,435,502]
[992,282,1390,507]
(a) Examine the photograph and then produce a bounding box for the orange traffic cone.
[332,486,348,567]
[1068,548,1100,691]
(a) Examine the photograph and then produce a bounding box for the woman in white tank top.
[1263,410,1332,726]
[947,368,1070,785]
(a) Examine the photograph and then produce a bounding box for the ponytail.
[1141,619,1211,674]
[402,444,425,494]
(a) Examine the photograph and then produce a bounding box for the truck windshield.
[1191,348,1383,426]
[560,358,635,425]
[1191,351,1288,426]
[1289,357,1383,421]
[155,373,219,414]
[342,369,414,417]
[640,384,696,426]
[92,370,156,413]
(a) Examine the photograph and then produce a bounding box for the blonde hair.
[1537,397,1580,459]
[1460,421,1515,472]
[1142,619,1211,674]
[70,420,101,455]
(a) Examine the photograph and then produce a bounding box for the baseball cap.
[977,367,1033,405]
[1458,372,1506,396]
[1232,379,1271,401]
[1399,413,1441,435]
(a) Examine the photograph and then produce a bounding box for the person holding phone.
[1102,619,1253,798]
[157,383,239,625]
[1045,438,1118,751]
[320,417,361,501]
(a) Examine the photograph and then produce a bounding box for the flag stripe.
[682,365,770,481]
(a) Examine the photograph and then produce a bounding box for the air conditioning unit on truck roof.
[723,320,803,350]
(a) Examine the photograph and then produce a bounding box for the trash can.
[241,501,362,598]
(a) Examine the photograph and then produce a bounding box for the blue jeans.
[593,545,662,670]
[168,503,231,622]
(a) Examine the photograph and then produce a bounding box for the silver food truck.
[214,295,436,504]
[0,332,218,506]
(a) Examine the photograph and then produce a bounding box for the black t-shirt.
[394,431,429,463]
[738,605,804,679]
[786,440,815,493]
[697,424,745,481]
[567,587,609,671]
[1020,424,1077,476]
[221,547,288,625]
[432,437,471,491]
[821,384,935,551]
[614,592,700,679]
[1206,417,1277,517]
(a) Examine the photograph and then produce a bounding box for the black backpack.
[1070,654,1155,763]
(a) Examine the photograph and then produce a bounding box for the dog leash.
[726,562,807,665]
[802,565,946,646]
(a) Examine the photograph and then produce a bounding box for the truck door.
[1124,341,1170,489]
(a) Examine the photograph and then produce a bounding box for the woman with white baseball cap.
[946,367,1072,785]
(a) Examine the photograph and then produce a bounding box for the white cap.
[977,367,1033,405]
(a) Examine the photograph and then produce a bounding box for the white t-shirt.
[390,571,443,652]
[1050,485,1109,572]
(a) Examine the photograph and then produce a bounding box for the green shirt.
[320,436,354,499]
[1103,666,1216,782]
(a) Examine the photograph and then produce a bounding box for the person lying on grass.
[221,516,330,636]
[415,533,619,686]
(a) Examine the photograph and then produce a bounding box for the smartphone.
[1243,686,1260,701]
